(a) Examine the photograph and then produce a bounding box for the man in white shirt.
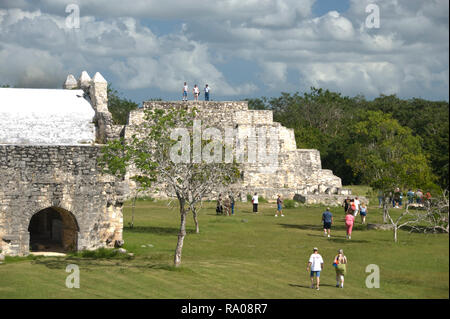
[204,84,210,101]
[353,197,360,217]
[252,193,258,213]
[182,82,188,101]
[307,247,324,290]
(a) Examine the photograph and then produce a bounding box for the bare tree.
[386,190,449,242]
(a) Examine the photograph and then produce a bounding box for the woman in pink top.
[345,211,355,240]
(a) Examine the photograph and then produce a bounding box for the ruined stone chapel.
[0,71,349,256]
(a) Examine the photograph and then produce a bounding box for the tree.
[99,106,240,266]
[386,191,449,242]
[107,84,139,125]
[347,111,437,222]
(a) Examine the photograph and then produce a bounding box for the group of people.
[322,202,364,240]
[307,247,348,290]
[182,82,211,101]
[216,194,235,216]
[377,188,432,208]
[342,197,367,221]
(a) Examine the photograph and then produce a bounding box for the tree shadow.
[124,226,195,236]
[280,223,349,231]
[305,234,370,243]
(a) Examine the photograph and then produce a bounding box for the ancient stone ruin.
[0,72,352,256]
[0,72,125,256]
[126,101,351,204]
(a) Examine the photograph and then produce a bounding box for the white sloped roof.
[0,88,96,145]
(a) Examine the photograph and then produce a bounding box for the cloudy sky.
[0,0,448,104]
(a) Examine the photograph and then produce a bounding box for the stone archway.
[28,207,79,253]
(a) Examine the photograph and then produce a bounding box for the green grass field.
[0,200,448,299]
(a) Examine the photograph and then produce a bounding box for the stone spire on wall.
[63,74,78,89]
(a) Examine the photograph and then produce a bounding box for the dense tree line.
[246,88,449,191]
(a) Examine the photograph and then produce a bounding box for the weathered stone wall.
[125,101,345,203]
[0,145,124,256]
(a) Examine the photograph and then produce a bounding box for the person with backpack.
[333,249,347,288]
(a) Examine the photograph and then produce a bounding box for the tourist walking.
[416,189,423,204]
[275,195,284,217]
[182,82,188,101]
[223,196,231,216]
[407,189,415,205]
[193,84,200,101]
[345,211,355,240]
[360,203,367,224]
[204,84,210,101]
[252,193,259,213]
[342,197,350,214]
[377,190,383,208]
[216,194,223,215]
[333,249,347,288]
[322,207,333,238]
[307,247,324,290]
[230,194,235,215]
[353,196,360,216]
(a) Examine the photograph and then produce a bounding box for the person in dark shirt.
[342,197,350,214]
[322,208,333,238]
[275,194,284,217]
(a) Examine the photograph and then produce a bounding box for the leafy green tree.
[107,84,139,125]
[347,110,437,222]
[99,106,240,266]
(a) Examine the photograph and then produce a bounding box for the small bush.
[73,248,131,259]
[283,199,299,209]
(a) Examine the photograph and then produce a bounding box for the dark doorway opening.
[28,207,79,253]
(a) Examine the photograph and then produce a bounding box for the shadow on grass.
[124,226,195,236]
[289,283,338,289]
[306,233,370,243]
[32,256,190,273]
[280,223,348,231]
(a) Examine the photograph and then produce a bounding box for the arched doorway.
[28,207,79,253]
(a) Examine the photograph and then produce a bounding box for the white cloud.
[0,0,448,100]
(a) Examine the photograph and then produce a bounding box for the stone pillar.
[78,70,91,93]
[63,74,78,89]
[89,72,108,113]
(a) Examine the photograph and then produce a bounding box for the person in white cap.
[306,247,324,290]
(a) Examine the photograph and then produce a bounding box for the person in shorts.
[307,247,323,290]
[333,249,347,288]
[322,207,333,238]
[275,194,284,217]
[359,203,367,224]
[182,82,188,101]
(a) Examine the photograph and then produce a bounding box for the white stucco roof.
[0,88,96,145]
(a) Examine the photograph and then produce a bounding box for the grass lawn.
[0,200,448,299]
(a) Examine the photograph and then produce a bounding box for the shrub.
[283,199,299,209]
